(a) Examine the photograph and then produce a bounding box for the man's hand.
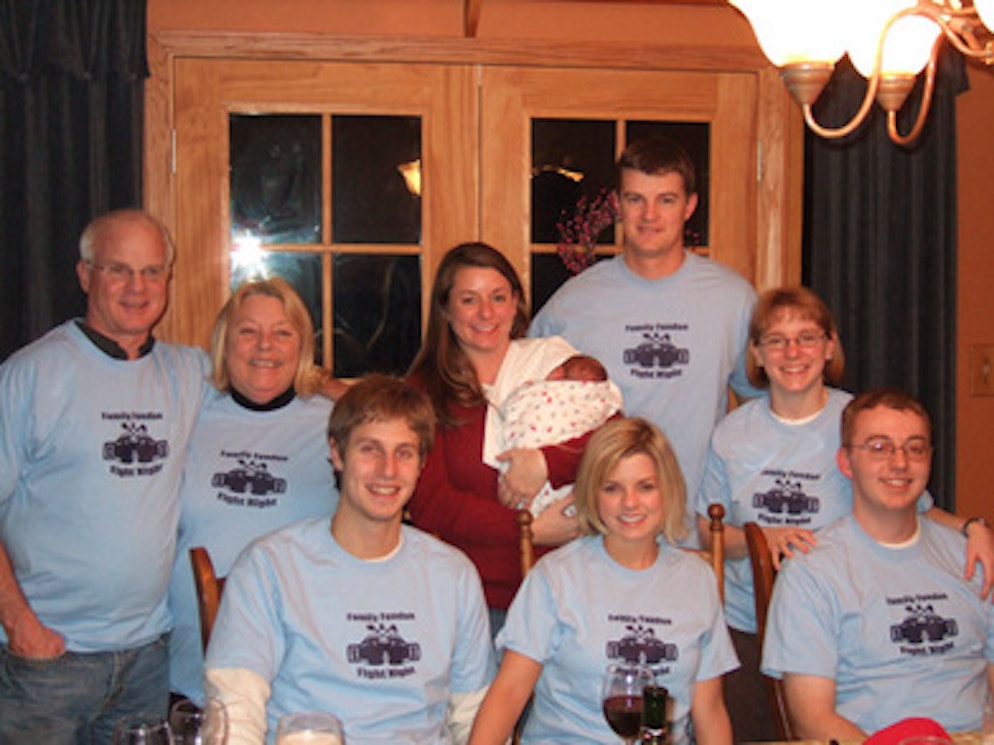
[763,526,818,570]
[496,448,548,509]
[963,519,994,600]
[5,612,65,659]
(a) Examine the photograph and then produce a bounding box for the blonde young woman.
[470,417,737,745]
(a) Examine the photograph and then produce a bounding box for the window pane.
[626,121,710,247]
[531,119,616,245]
[531,252,613,317]
[230,115,322,245]
[333,254,422,377]
[229,250,325,364]
[332,116,422,245]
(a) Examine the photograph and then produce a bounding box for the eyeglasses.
[758,331,828,352]
[851,436,932,461]
[87,261,170,283]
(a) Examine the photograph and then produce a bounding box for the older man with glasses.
[0,210,209,743]
[762,387,994,740]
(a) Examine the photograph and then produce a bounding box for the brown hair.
[616,137,696,196]
[327,374,436,461]
[407,242,528,427]
[210,277,326,397]
[747,285,846,389]
[840,387,931,449]
[573,417,688,545]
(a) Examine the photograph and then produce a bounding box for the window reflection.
[531,119,616,245]
[332,254,422,377]
[230,115,322,245]
[332,116,422,245]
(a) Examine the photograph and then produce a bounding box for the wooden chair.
[517,510,535,577]
[190,546,226,652]
[743,521,794,741]
[703,503,726,603]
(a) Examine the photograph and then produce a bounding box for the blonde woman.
[469,417,736,745]
[168,278,339,704]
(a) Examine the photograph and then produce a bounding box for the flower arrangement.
[556,188,618,275]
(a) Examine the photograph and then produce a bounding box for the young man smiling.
[530,137,758,541]
[205,375,495,745]
[762,388,994,739]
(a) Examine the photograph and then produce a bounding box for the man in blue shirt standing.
[0,210,207,742]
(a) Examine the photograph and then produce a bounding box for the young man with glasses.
[762,388,994,740]
[0,210,209,742]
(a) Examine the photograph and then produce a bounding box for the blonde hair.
[210,277,327,397]
[573,417,688,545]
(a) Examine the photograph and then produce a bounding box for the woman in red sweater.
[407,242,590,632]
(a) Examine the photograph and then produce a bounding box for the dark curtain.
[0,0,147,361]
[802,46,967,508]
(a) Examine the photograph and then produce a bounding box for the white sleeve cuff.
[204,666,271,745]
[448,686,490,745]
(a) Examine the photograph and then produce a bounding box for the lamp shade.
[975,0,994,33]
[847,0,940,78]
[730,0,849,67]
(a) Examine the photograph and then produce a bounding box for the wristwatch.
[962,516,990,536]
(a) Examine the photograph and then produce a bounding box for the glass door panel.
[481,66,757,313]
[171,58,477,373]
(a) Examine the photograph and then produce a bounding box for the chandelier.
[730,0,994,145]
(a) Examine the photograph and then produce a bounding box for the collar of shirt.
[75,320,155,360]
[230,386,296,412]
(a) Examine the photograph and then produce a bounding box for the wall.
[956,63,994,521]
[149,0,994,515]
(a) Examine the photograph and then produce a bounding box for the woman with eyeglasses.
[694,285,994,743]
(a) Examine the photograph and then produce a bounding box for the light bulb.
[730,0,850,67]
[847,0,940,78]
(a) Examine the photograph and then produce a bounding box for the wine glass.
[169,697,229,744]
[112,713,173,744]
[276,711,344,745]
[601,663,654,744]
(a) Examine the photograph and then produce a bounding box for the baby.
[486,353,623,517]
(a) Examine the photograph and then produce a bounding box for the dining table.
[752,733,981,745]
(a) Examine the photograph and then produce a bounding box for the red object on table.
[863,717,952,745]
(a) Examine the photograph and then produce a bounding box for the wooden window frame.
[145,31,804,348]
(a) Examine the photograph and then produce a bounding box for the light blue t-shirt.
[0,321,208,651]
[531,253,759,545]
[205,519,495,744]
[498,535,738,745]
[168,388,337,701]
[696,388,933,633]
[762,515,994,734]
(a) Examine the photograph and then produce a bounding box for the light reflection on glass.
[231,233,268,278]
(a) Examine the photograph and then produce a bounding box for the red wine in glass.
[601,663,654,744]
[602,694,643,740]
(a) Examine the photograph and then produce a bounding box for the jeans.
[0,634,170,745]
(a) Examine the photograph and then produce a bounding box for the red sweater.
[406,396,589,610]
